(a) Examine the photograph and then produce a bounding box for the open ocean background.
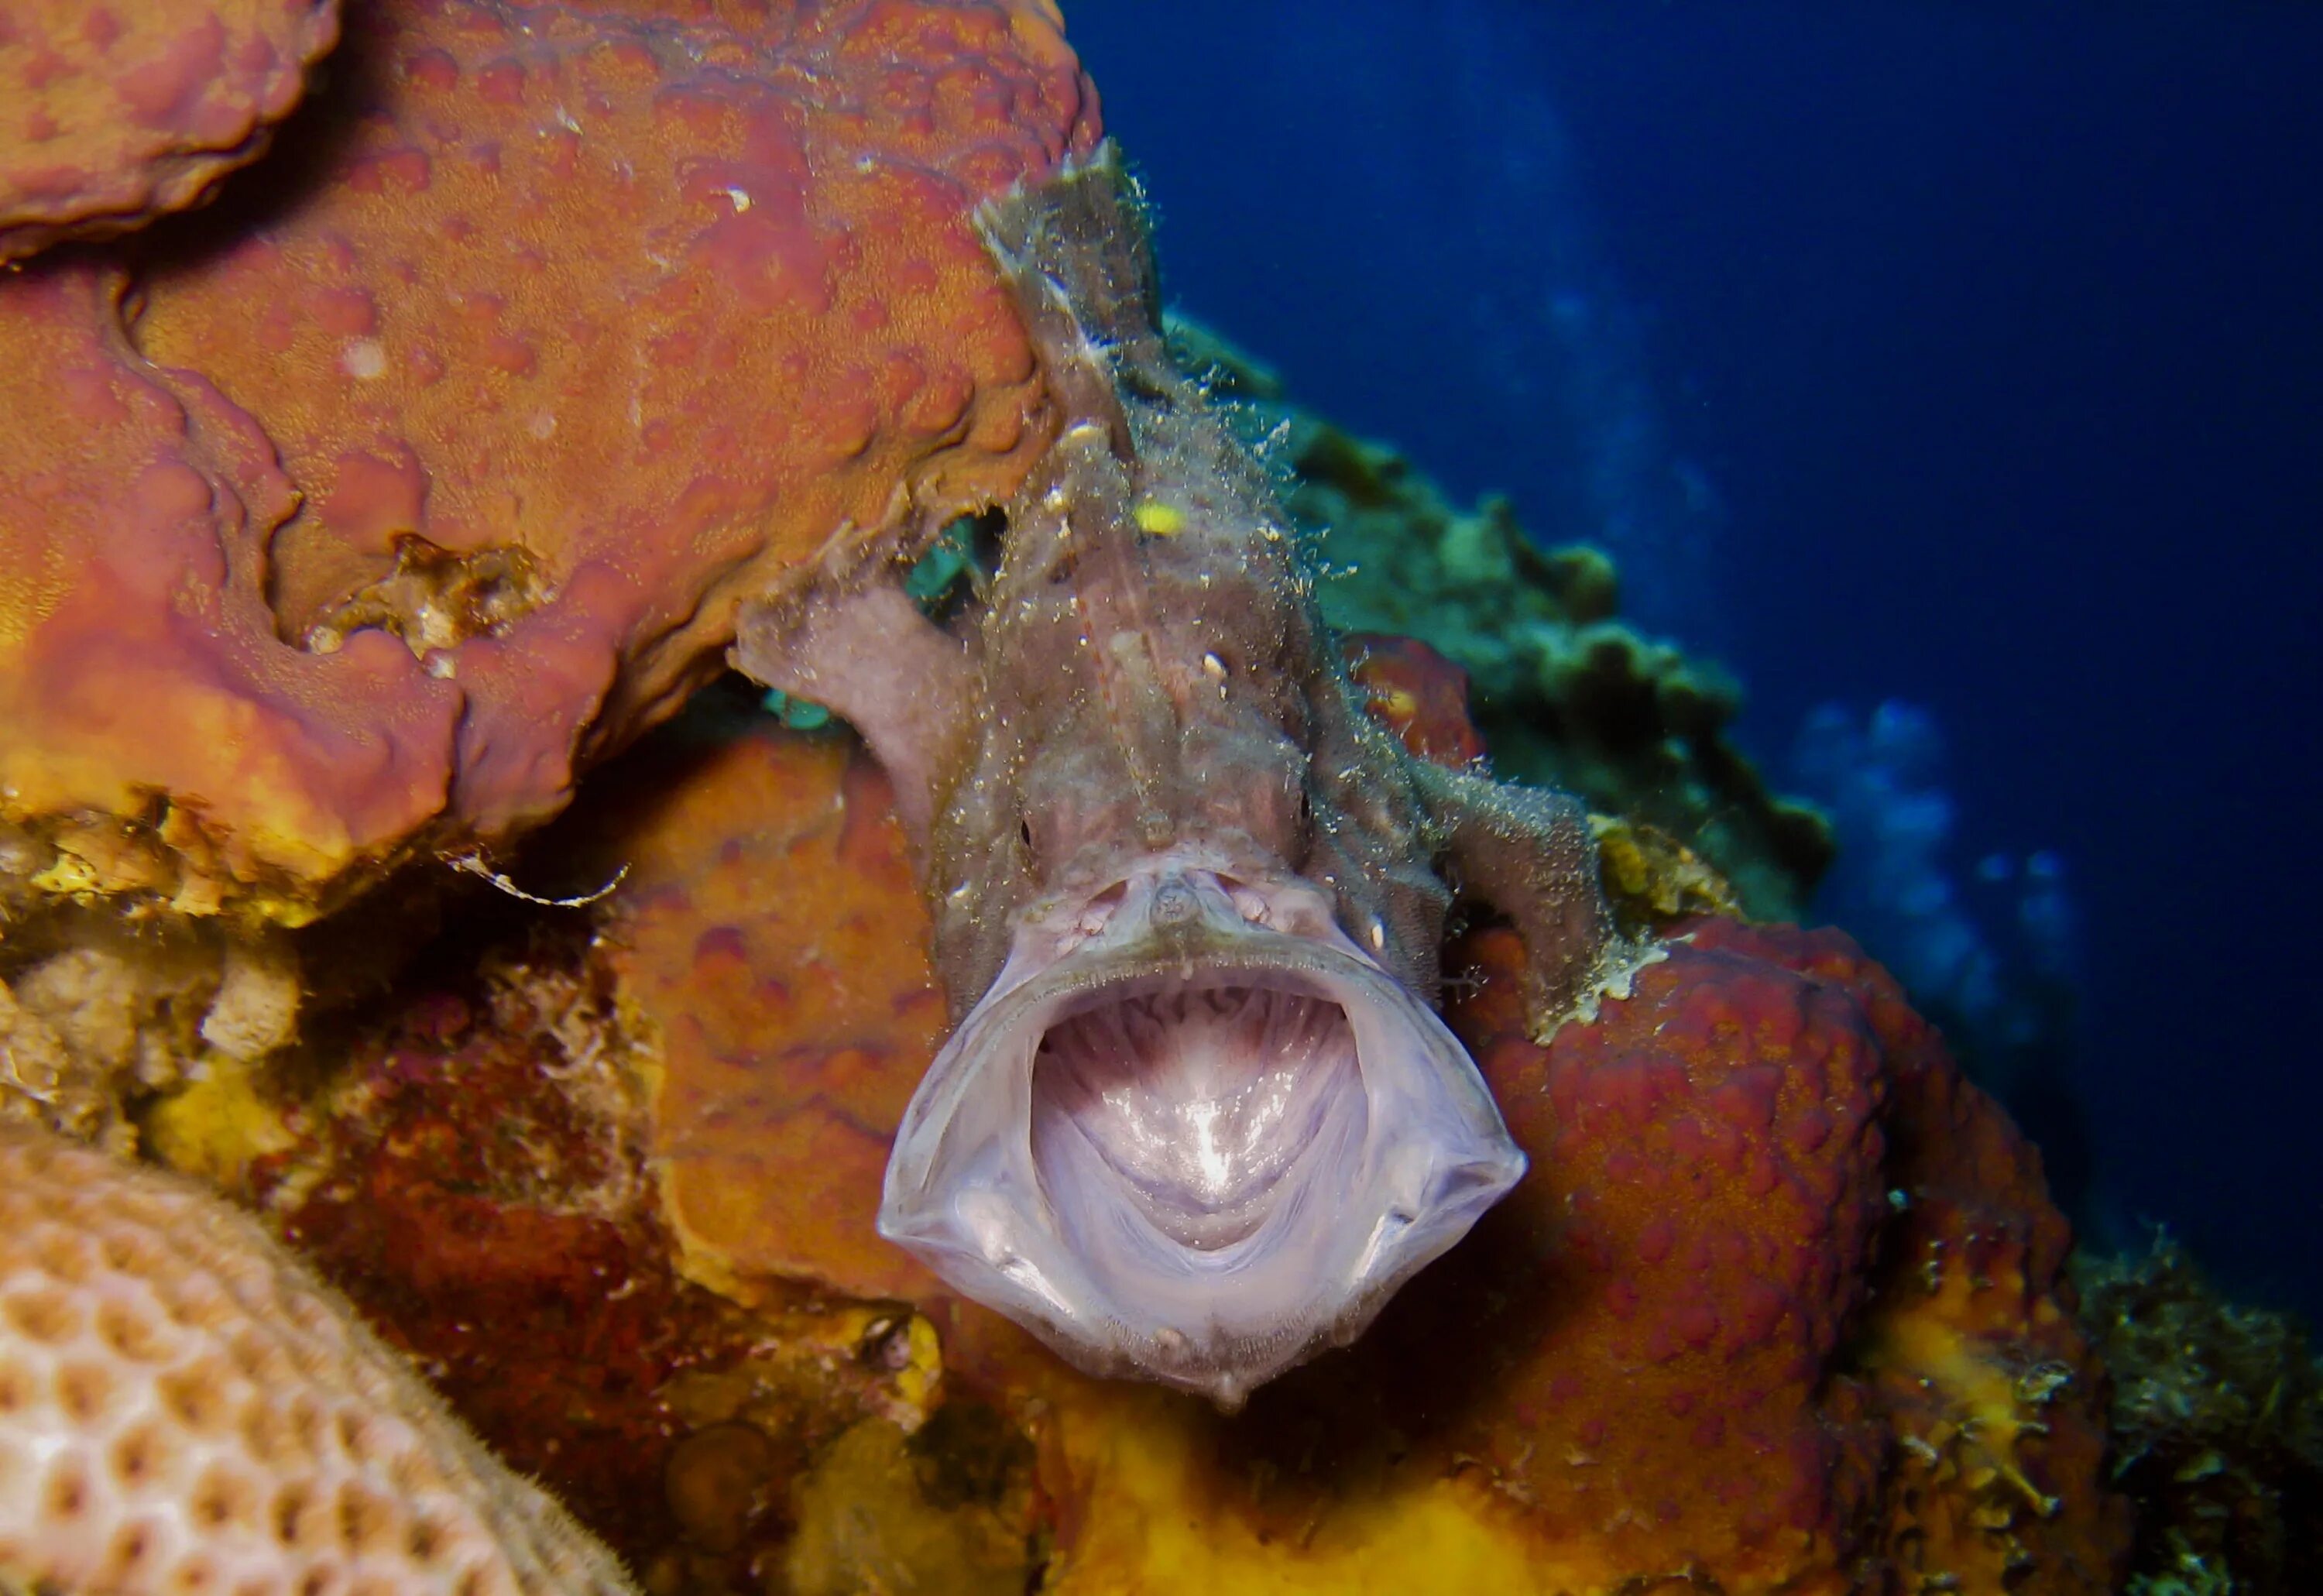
[1065,2,2323,1316]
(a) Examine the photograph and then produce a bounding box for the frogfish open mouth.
[736,144,1633,1409]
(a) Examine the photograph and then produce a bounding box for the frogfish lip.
[879,853,1525,1409]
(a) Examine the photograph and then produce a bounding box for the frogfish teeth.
[736,142,1622,1409]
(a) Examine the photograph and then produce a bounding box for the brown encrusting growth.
[587,705,950,1311]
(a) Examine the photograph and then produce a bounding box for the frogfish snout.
[879,849,1526,1409]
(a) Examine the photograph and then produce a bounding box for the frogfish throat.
[1030,976,1369,1254]
[878,853,1527,1407]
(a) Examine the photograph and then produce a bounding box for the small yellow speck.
[1134,499,1185,536]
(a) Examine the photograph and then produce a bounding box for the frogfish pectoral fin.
[877,851,1525,1409]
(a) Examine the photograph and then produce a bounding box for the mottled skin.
[737,149,1622,1405]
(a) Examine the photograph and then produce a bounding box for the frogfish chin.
[878,849,1526,1408]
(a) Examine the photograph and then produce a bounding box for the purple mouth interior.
[1030,978,1368,1255]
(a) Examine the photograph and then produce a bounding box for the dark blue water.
[1065,1,2323,1316]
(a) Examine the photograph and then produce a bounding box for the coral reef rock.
[1171,316,1834,922]
[0,9,2157,1584]
[0,911,299,1153]
[2080,1237,2323,1596]
[0,0,339,263]
[237,905,960,1587]
[0,594,2130,1591]
[0,1119,638,1594]
[0,0,1098,937]
[585,692,945,1313]
[84,857,989,1586]
[560,694,2127,1594]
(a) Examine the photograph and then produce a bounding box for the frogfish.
[736,145,1631,1409]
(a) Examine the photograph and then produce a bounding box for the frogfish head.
[879,845,1525,1409]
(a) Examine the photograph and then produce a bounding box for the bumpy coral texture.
[2077,1237,2321,1594]
[0,0,1097,925]
[4,689,2115,1591]
[593,695,949,1308]
[0,1121,638,1594]
[582,700,2124,1593]
[0,922,276,1152]
[1680,918,2129,1592]
[1342,633,1489,771]
[229,899,968,1587]
[0,0,339,263]
[1171,316,1834,921]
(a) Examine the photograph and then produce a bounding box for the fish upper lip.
[979,925,1385,1030]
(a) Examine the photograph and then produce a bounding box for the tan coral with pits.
[0,1121,638,1594]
